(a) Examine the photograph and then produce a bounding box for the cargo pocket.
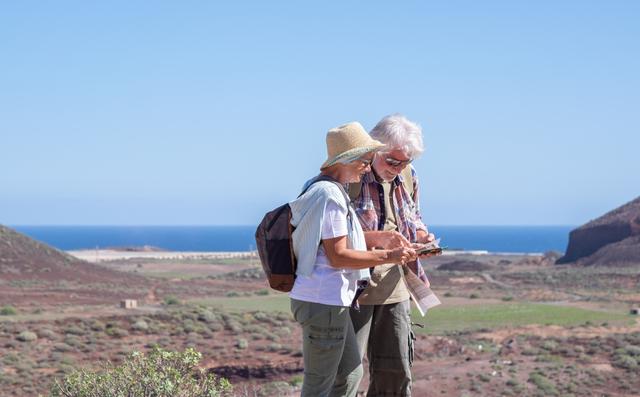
[307,308,346,351]
[308,322,345,350]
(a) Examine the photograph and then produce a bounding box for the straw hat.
[321,122,385,169]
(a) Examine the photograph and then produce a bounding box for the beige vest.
[355,172,411,305]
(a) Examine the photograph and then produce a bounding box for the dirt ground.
[1,251,639,396]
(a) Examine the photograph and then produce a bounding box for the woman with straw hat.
[289,122,416,397]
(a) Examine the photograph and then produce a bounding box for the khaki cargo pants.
[350,299,415,396]
[291,298,363,397]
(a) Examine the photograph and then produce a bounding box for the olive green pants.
[291,299,363,397]
[350,300,415,397]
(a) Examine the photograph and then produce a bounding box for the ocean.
[12,225,573,254]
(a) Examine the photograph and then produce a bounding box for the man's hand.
[416,230,436,244]
[364,230,411,250]
[411,243,442,258]
[385,230,412,249]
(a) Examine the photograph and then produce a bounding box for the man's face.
[372,148,412,182]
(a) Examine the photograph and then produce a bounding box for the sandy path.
[67,249,258,263]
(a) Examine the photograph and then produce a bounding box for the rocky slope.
[556,196,640,266]
[0,224,145,283]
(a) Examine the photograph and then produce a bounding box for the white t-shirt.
[289,200,366,306]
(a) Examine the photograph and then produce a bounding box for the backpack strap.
[300,175,353,222]
[400,165,414,199]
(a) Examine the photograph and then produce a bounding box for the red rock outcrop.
[556,196,640,265]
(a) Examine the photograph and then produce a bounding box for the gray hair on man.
[369,114,425,159]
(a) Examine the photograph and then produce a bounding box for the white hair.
[369,114,424,158]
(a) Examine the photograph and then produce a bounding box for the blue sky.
[1,1,638,226]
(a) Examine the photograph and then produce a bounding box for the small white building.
[120,299,138,309]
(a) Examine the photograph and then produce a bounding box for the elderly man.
[349,114,434,396]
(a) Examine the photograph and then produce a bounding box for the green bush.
[65,326,85,336]
[477,373,491,382]
[208,322,223,332]
[17,331,38,342]
[264,332,280,341]
[623,345,640,356]
[267,343,282,352]
[105,327,129,338]
[197,310,218,323]
[64,335,83,347]
[164,295,181,305]
[275,312,291,321]
[0,305,17,315]
[89,321,106,331]
[53,343,74,352]
[236,338,248,350]
[541,340,558,351]
[253,312,269,322]
[38,328,58,340]
[3,353,19,365]
[275,326,292,336]
[256,381,294,396]
[528,371,558,395]
[50,347,232,397]
[132,320,149,332]
[223,320,242,333]
[184,319,202,333]
[613,354,638,370]
[506,379,520,387]
[289,375,304,386]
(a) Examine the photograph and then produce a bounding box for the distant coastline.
[66,247,547,264]
[67,249,259,263]
[13,225,573,254]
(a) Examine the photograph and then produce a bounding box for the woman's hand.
[387,246,417,265]
[325,236,417,269]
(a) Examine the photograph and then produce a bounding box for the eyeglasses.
[356,157,373,166]
[384,156,412,167]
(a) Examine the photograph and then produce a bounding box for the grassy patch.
[413,303,633,335]
[191,293,291,313]
[142,271,203,280]
[192,295,633,335]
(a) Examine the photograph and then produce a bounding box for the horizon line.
[8,224,578,228]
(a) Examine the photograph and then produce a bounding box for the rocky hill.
[556,196,640,266]
[0,224,144,283]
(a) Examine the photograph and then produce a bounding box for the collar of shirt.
[362,169,407,186]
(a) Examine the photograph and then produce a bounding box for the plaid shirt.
[350,165,430,285]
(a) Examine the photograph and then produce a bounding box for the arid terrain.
[1,243,639,397]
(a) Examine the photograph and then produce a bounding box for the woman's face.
[344,153,374,184]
